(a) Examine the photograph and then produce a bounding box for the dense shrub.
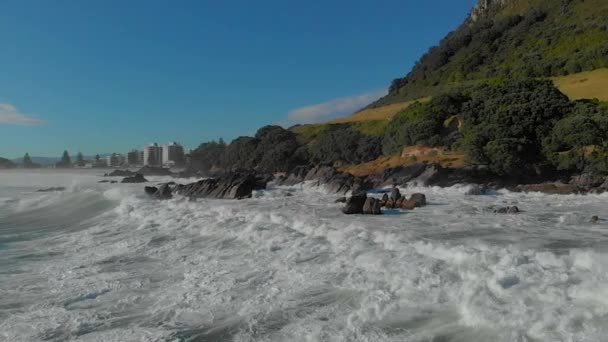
[309,125,382,165]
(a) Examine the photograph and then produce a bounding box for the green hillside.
[370,0,608,107]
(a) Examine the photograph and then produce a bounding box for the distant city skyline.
[0,0,476,158]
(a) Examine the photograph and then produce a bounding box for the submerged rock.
[37,187,66,192]
[121,174,148,183]
[591,215,600,224]
[495,206,520,214]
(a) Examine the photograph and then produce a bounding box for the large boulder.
[399,193,427,210]
[173,172,269,199]
[342,192,367,215]
[362,197,383,215]
[570,174,605,189]
[121,173,148,183]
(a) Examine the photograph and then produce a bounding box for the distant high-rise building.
[162,142,185,167]
[127,149,143,166]
[143,143,162,167]
[106,153,125,167]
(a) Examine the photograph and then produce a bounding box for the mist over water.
[1,170,607,341]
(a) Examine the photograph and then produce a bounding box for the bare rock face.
[470,0,510,22]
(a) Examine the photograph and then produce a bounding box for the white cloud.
[286,89,387,125]
[0,103,44,125]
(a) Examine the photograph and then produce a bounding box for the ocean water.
[1,170,608,342]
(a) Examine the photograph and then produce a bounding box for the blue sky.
[0,0,476,158]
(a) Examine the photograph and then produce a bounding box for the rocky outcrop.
[470,0,511,22]
[174,172,268,199]
[121,174,148,183]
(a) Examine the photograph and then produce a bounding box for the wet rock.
[174,172,268,199]
[591,215,600,224]
[144,186,158,196]
[98,180,110,183]
[334,197,347,203]
[465,184,489,196]
[110,181,117,184]
[495,206,519,214]
[342,192,367,215]
[37,187,66,192]
[362,197,383,215]
[121,173,148,183]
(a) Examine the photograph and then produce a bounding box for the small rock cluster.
[342,187,427,215]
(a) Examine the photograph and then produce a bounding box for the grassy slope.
[554,68,608,101]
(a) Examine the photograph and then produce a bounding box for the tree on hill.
[22,153,41,168]
[56,150,72,168]
[372,0,608,107]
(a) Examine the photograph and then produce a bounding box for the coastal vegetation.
[189,0,608,182]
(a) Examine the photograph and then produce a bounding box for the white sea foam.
[0,170,607,341]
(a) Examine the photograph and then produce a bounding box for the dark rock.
[495,206,519,214]
[465,184,489,196]
[362,197,383,215]
[335,197,347,203]
[107,169,135,177]
[342,192,367,215]
[390,187,402,201]
[507,206,519,214]
[591,216,600,224]
[110,181,117,184]
[173,172,268,199]
[144,186,158,196]
[37,187,66,192]
[121,174,148,183]
[155,184,173,200]
[98,180,110,183]
[409,165,443,187]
